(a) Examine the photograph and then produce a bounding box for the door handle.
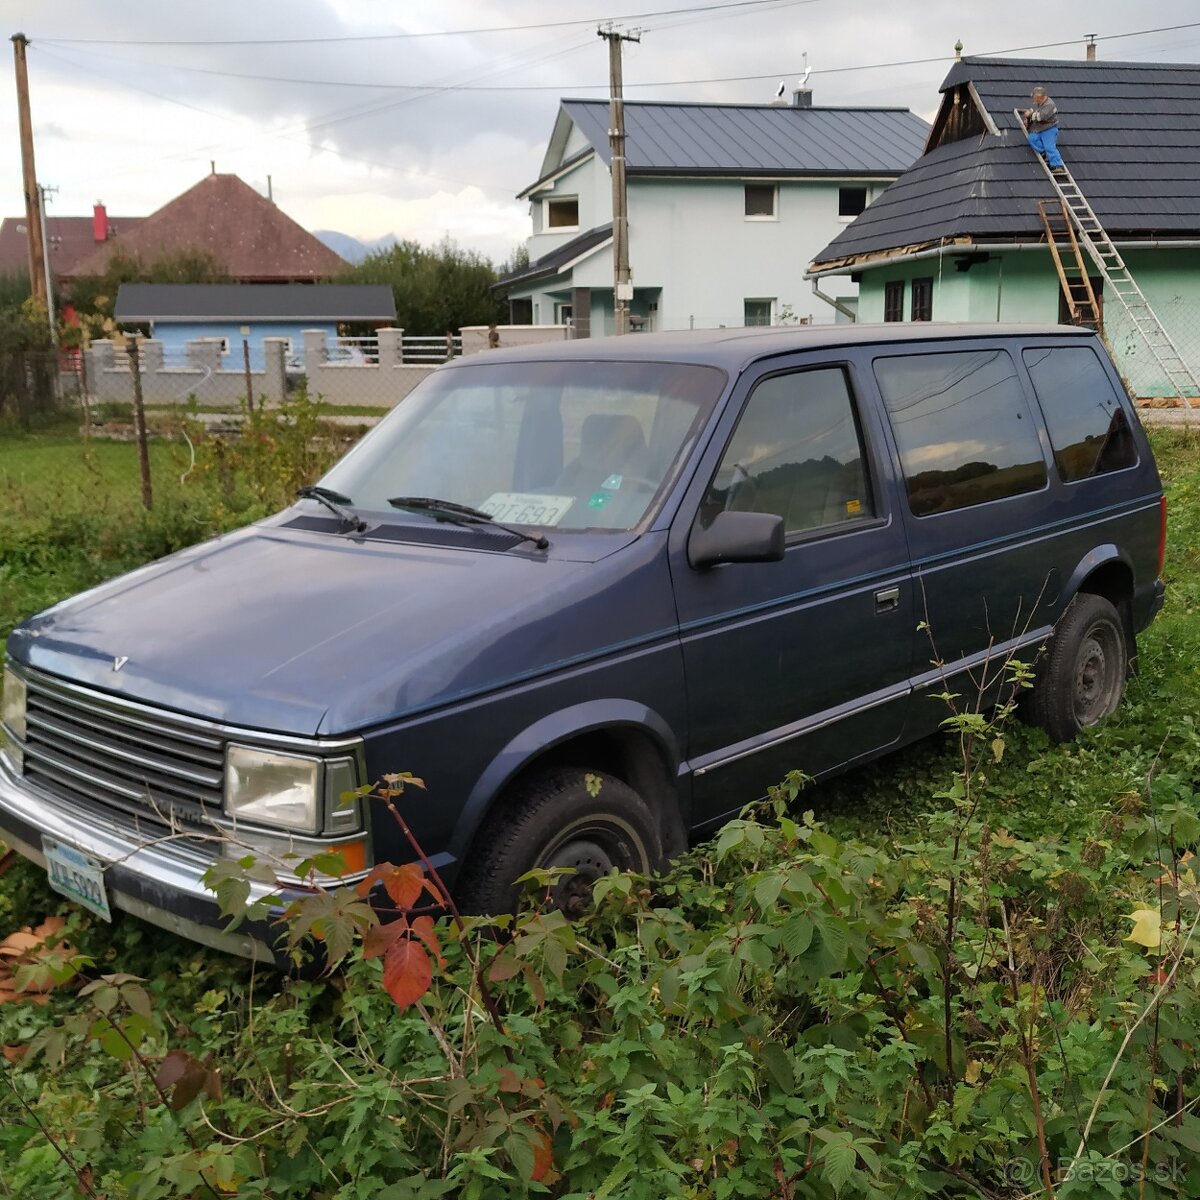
[874,586,900,613]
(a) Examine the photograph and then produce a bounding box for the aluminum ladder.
[1016,110,1198,408]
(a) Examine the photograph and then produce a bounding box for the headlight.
[224,745,363,835]
[2,667,26,741]
[225,746,321,832]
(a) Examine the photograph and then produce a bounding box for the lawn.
[0,426,1197,1197]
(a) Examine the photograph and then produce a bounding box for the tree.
[69,248,229,342]
[339,238,505,334]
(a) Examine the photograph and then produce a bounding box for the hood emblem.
[113,656,129,673]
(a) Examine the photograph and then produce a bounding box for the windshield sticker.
[479,493,575,527]
[846,498,862,516]
[601,473,623,491]
[587,492,612,510]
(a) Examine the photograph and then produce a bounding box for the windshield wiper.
[386,495,549,550]
[296,485,367,533]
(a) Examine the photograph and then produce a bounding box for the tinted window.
[874,349,1048,517]
[701,367,874,535]
[1023,345,1137,482]
[744,184,776,217]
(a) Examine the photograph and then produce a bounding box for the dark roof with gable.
[494,223,613,289]
[73,174,346,282]
[811,56,1200,270]
[539,99,928,183]
[0,215,143,281]
[114,283,395,323]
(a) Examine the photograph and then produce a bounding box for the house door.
[669,357,914,829]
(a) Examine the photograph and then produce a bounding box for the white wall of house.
[515,172,884,333]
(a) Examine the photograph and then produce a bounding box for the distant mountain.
[312,230,400,265]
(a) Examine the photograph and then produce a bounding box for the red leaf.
[409,915,444,966]
[362,918,409,961]
[355,862,429,910]
[382,940,432,1011]
[155,1049,193,1091]
[497,1066,521,1093]
[530,1127,554,1182]
[488,951,522,982]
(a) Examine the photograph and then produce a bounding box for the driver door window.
[700,366,874,535]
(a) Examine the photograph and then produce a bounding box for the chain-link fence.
[0,349,80,428]
[1103,294,1200,405]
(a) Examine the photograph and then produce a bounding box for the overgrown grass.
[0,428,1197,1197]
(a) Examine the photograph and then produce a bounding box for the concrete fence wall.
[85,325,569,410]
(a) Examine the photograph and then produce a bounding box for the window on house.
[883,281,905,323]
[838,187,867,218]
[509,297,533,325]
[1023,346,1137,483]
[910,277,933,322]
[700,367,874,536]
[546,197,579,229]
[744,299,775,327]
[744,184,777,219]
[873,349,1048,517]
[555,303,574,327]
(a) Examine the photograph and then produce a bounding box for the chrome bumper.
[0,754,281,962]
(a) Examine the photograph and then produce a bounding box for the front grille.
[22,670,226,831]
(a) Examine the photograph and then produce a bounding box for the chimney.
[792,87,812,108]
[93,201,108,243]
[1086,33,1097,61]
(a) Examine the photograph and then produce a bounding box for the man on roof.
[1023,86,1066,173]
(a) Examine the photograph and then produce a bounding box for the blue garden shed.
[113,283,396,369]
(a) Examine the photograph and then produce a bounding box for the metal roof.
[114,283,396,323]
[558,99,928,177]
[811,56,1200,269]
[494,224,612,289]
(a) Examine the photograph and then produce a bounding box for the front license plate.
[42,837,112,922]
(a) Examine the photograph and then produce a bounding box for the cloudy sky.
[4,0,1199,264]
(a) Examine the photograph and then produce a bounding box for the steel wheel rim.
[1073,620,1122,726]
[538,815,647,917]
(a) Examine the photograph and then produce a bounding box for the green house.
[807,55,1200,400]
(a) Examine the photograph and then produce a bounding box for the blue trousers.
[1027,126,1064,168]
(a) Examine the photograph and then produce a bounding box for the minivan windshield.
[317,359,727,533]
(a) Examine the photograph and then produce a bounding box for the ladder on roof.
[1036,199,1100,328]
[1015,110,1198,408]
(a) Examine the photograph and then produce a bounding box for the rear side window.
[874,349,1047,517]
[701,366,874,535]
[1022,345,1137,482]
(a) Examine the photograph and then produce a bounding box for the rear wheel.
[454,769,662,917]
[1024,593,1128,743]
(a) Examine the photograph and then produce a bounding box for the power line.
[32,0,824,47]
[38,21,1200,95]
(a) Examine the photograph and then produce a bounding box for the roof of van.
[456,323,1095,371]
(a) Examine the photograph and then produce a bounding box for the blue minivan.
[0,325,1165,958]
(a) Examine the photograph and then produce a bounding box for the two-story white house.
[497,92,928,336]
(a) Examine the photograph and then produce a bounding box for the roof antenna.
[772,79,787,105]
[800,51,811,88]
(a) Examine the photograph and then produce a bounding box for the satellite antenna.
[801,52,811,88]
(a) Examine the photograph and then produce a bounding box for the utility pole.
[37,183,57,347]
[11,34,47,307]
[598,24,640,336]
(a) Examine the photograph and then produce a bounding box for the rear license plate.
[42,837,112,922]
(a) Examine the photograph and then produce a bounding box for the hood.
[8,523,676,736]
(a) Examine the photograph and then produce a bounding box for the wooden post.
[11,35,47,307]
[127,341,153,510]
[242,337,254,413]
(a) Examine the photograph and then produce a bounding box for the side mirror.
[688,510,785,569]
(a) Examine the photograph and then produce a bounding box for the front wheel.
[454,769,662,918]
[1023,593,1128,743]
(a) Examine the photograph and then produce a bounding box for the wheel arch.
[1064,546,1136,661]
[446,700,686,874]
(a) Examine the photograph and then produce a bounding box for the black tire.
[1024,593,1128,743]
[454,769,662,918]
